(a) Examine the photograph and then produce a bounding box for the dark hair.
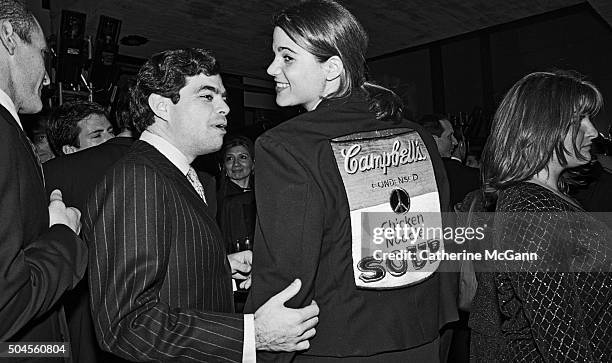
[274,0,402,121]
[21,110,50,141]
[222,135,254,160]
[0,0,39,44]
[112,89,132,133]
[482,70,602,196]
[47,101,108,156]
[130,48,220,133]
[416,114,447,137]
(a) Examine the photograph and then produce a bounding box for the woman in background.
[472,70,612,361]
[246,0,456,361]
[216,135,256,253]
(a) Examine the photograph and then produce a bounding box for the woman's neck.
[231,176,250,189]
[528,169,582,209]
[530,163,563,193]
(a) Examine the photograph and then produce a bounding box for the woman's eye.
[283,55,294,62]
[201,95,213,101]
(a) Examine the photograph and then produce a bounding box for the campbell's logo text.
[341,140,427,175]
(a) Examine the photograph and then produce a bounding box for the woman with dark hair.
[471,70,612,361]
[219,135,255,196]
[246,0,455,361]
[217,135,256,253]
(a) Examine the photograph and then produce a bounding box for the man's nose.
[218,99,230,116]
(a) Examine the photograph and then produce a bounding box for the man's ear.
[62,144,78,155]
[0,20,18,55]
[323,55,343,82]
[147,93,171,122]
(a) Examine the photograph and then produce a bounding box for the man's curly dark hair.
[129,48,220,133]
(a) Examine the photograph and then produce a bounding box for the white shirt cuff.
[242,314,256,362]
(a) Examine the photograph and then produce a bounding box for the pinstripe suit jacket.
[84,140,244,362]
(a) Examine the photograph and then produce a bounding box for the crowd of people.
[1,0,611,362]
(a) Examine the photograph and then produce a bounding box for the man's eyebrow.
[196,85,227,98]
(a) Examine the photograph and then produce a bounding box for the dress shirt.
[0,88,22,129]
[140,130,256,362]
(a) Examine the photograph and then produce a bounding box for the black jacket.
[44,136,136,213]
[442,157,480,209]
[246,92,456,360]
[0,105,87,360]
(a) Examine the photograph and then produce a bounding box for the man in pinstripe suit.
[84,48,318,362]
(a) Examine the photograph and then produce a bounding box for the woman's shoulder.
[497,182,573,212]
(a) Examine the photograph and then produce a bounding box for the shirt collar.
[140,130,191,175]
[0,88,22,130]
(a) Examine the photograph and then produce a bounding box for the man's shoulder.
[0,108,24,145]
[75,136,135,160]
[106,141,177,182]
[444,158,479,175]
[0,104,17,128]
[45,137,135,171]
[92,136,135,152]
[109,141,157,170]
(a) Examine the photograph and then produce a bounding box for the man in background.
[44,94,135,212]
[0,0,86,349]
[417,114,479,363]
[46,100,114,156]
[417,114,480,209]
[22,110,55,163]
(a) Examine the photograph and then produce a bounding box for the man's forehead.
[183,73,226,94]
[79,114,110,128]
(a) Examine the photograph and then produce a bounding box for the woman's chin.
[229,175,250,184]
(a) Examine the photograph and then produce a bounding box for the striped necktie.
[186,167,207,205]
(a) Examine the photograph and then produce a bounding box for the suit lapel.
[0,106,45,188]
[132,141,216,220]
